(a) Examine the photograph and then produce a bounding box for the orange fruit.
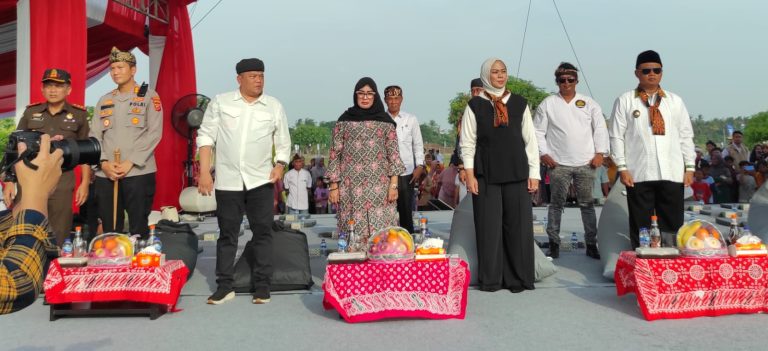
[694,228,710,240]
[104,238,118,251]
[92,240,103,250]
[372,236,381,244]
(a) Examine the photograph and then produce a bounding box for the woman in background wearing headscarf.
[460,58,540,293]
[327,77,405,248]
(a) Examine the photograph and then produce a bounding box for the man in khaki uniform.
[3,68,91,246]
[90,47,163,238]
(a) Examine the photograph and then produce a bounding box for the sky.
[86,0,768,130]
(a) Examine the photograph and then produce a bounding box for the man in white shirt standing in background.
[534,62,609,259]
[197,58,291,305]
[284,155,312,214]
[609,50,695,249]
[385,85,425,234]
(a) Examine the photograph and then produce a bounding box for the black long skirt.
[472,177,535,292]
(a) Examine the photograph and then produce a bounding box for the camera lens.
[51,137,102,170]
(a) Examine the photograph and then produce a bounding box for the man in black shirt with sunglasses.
[608,50,696,249]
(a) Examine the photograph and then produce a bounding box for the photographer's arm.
[0,135,63,315]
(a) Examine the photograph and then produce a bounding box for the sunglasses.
[639,68,663,75]
[355,91,376,98]
[557,77,576,84]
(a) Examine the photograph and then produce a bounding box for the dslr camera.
[1,130,101,182]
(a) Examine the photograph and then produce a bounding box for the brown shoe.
[252,296,271,304]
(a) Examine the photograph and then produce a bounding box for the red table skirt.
[322,258,470,323]
[615,251,768,320]
[44,260,189,309]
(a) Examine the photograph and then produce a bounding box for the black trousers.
[396,174,415,233]
[472,177,535,291]
[215,183,273,295]
[95,173,154,237]
[626,181,684,249]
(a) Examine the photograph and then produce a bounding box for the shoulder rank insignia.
[26,101,43,108]
[151,96,162,111]
[71,103,86,111]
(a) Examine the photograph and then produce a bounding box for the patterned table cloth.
[322,258,470,323]
[44,260,188,310]
[615,251,768,320]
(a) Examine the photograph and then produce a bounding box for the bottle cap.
[651,215,658,220]
[347,219,355,225]
[150,224,156,230]
[730,213,737,219]
[75,226,82,231]
[420,218,427,223]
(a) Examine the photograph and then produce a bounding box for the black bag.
[233,221,314,292]
[155,220,199,279]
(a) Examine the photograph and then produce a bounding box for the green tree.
[744,111,768,145]
[0,118,16,153]
[447,77,550,130]
[289,122,331,150]
[420,120,453,147]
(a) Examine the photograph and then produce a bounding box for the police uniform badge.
[575,100,586,108]
[103,119,111,127]
[132,117,140,125]
[152,96,162,112]
[632,110,641,118]
[66,113,74,120]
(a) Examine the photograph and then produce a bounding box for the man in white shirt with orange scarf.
[609,50,695,249]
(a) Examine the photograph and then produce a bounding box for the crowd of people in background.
[274,147,464,217]
[690,133,768,204]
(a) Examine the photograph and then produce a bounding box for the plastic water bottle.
[571,232,579,250]
[727,214,740,245]
[347,219,357,252]
[639,227,651,248]
[649,215,662,248]
[320,239,327,256]
[152,237,163,253]
[418,217,431,244]
[337,231,348,253]
[72,226,86,257]
[61,238,74,258]
[741,226,753,239]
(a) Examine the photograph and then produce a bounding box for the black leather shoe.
[546,242,559,259]
[586,244,601,260]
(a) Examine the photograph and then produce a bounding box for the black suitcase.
[155,220,199,279]
[233,221,314,292]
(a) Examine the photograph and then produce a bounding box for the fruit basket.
[676,220,728,258]
[87,233,134,266]
[368,226,415,263]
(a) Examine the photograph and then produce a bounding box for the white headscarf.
[480,57,507,97]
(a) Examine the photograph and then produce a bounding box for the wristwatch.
[275,160,288,167]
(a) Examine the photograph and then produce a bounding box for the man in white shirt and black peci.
[385,85,425,233]
[197,58,292,305]
[608,50,695,249]
[534,62,609,259]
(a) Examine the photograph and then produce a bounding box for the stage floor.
[3,206,767,351]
